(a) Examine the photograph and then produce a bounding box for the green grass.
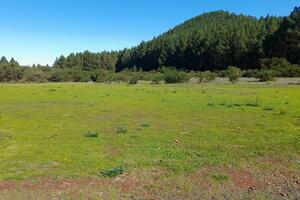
[0,83,299,181]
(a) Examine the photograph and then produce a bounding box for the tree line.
[0,7,299,83]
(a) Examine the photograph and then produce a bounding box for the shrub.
[0,65,24,82]
[128,76,138,84]
[151,74,163,84]
[260,57,300,77]
[226,66,242,83]
[72,69,91,82]
[22,70,49,83]
[255,70,276,82]
[48,69,73,82]
[243,69,258,78]
[199,71,217,82]
[216,70,227,78]
[112,73,130,82]
[162,68,189,83]
[92,70,114,83]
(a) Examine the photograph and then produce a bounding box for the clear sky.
[0,0,298,66]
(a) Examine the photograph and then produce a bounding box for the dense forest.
[0,7,299,82]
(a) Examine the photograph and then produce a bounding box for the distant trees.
[48,7,300,76]
[264,7,300,64]
[0,57,24,82]
[116,11,283,72]
[53,50,119,71]
[0,7,299,83]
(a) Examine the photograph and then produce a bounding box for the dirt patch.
[0,167,299,199]
[228,169,258,190]
[0,178,110,192]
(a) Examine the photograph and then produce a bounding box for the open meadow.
[0,81,299,199]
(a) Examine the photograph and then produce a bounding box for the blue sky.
[0,0,298,66]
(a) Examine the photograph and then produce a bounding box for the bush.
[216,70,227,78]
[260,57,300,77]
[199,71,217,82]
[243,69,258,78]
[162,68,189,83]
[128,76,138,84]
[111,73,130,82]
[22,70,49,83]
[151,74,163,84]
[226,66,242,83]
[72,69,91,82]
[48,69,73,82]
[255,70,276,82]
[0,65,24,82]
[92,70,114,83]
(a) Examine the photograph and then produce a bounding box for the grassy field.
[0,82,299,199]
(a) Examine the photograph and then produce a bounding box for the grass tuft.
[140,123,151,128]
[211,174,229,182]
[85,131,98,138]
[116,126,128,134]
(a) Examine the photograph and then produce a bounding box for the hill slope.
[116,11,282,71]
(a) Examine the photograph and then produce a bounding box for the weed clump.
[140,123,150,128]
[116,126,128,134]
[85,131,98,138]
[101,167,124,178]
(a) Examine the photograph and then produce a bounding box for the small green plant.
[116,126,128,134]
[101,167,124,178]
[140,123,150,128]
[85,131,98,138]
[207,103,215,107]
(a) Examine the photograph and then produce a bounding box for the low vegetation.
[0,82,299,198]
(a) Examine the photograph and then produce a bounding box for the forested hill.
[116,11,282,71]
[53,7,299,72]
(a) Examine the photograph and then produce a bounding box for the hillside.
[115,11,283,71]
[50,8,300,73]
